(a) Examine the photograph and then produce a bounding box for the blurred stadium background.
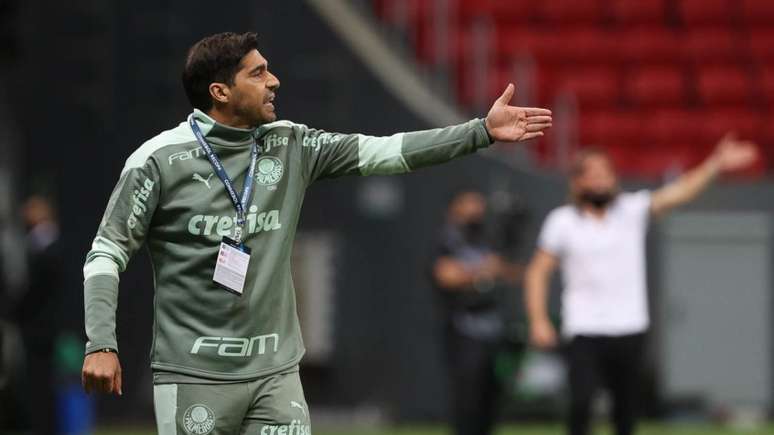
[1,0,773,434]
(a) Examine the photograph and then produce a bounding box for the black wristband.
[482,118,494,143]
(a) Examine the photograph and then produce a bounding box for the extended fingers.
[526,115,552,124]
[526,123,552,132]
[520,131,544,140]
[524,107,552,116]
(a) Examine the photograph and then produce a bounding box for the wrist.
[482,118,494,143]
[87,347,117,356]
[703,154,722,175]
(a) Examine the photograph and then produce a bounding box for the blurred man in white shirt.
[525,134,758,435]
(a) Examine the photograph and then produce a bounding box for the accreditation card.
[213,237,251,295]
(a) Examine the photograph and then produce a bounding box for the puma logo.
[290,401,306,416]
[192,173,213,189]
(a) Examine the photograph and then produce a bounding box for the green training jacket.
[83,109,493,383]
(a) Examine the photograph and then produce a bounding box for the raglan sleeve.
[82,151,161,355]
[297,118,494,184]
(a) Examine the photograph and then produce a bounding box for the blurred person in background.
[525,135,758,435]
[432,190,522,435]
[80,31,552,434]
[11,195,62,434]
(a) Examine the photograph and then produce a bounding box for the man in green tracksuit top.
[81,32,552,434]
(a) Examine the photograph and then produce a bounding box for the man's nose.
[268,72,280,91]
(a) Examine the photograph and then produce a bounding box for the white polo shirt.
[538,191,652,337]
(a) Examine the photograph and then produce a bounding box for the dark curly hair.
[181,32,259,111]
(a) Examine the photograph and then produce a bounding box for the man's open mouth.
[264,95,276,112]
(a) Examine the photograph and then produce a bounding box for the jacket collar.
[191,109,256,147]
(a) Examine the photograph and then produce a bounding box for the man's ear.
[208,82,231,105]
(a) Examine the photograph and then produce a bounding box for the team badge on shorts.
[255,156,283,188]
[183,404,216,435]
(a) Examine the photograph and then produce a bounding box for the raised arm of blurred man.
[649,133,758,216]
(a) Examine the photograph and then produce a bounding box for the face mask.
[579,191,616,210]
[462,220,485,242]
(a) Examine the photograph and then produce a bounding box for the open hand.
[712,132,759,172]
[485,83,552,142]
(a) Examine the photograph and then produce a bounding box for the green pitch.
[95,423,774,435]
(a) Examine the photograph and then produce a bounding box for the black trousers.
[446,331,500,435]
[565,332,646,435]
[19,333,56,435]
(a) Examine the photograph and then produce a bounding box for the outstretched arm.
[650,134,758,216]
[301,84,552,183]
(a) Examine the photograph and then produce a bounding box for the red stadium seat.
[597,144,653,178]
[761,112,774,141]
[696,66,752,105]
[371,0,771,177]
[458,0,534,23]
[502,63,555,105]
[701,108,765,141]
[579,111,645,147]
[456,63,543,107]
[631,143,701,177]
[609,0,667,26]
[374,0,432,26]
[746,30,774,60]
[430,24,494,66]
[497,30,552,59]
[535,0,605,24]
[499,29,616,64]
[679,29,740,62]
[559,29,618,62]
[624,67,686,106]
[552,67,620,107]
[758,64,774,102]
[454,62,502,107]
[509,64,620,107]
[615,29,682,63]
[741,0,774,26]
[645,108,761,144]
[593,144,631,173]
[644,109,706,145]
[676,0,734,26]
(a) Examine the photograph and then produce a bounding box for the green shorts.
[153,368,311,435]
